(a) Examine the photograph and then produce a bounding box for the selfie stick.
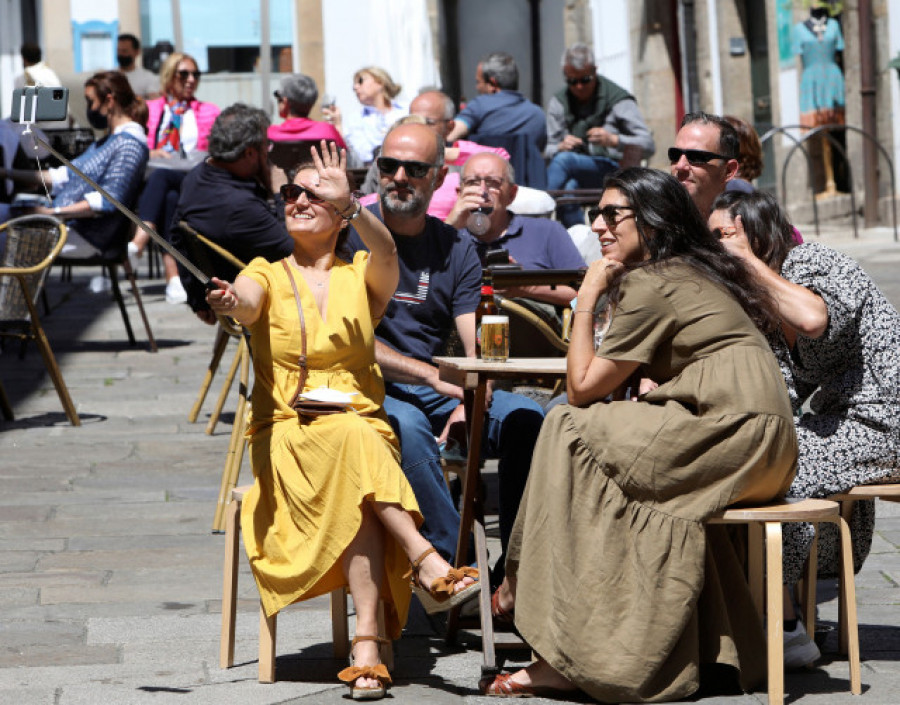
[17,97,214,288]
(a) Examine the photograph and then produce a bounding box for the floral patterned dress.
[773,243,900,584]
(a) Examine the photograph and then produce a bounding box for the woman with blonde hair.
[130,51,221,303]
[323,66,407,164]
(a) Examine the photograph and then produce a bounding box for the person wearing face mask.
[115,34,159,100]
[128,51,220,302]
[0,71,148,259]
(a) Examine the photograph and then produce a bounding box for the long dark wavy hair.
[711,190,796,272]
[604,167,780,333]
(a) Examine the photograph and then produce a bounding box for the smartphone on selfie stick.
[10,85,215,288]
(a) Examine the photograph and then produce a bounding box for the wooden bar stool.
[220,485,392,682]
[799,484,900,657]
[707,497,861,705]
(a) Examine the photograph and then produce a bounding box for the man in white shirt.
[14,44,61,90]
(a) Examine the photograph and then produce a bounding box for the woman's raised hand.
[303,140,351,210]
[717,215,755,263]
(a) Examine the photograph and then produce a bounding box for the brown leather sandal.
[337,635,392,701]
[491,586,515,625]
[404,546,480,614]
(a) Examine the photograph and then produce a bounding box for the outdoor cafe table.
[433,356,567,673]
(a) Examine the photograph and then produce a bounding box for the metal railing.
[759,124,897,242]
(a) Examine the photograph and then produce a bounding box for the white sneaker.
[88,275,111,293]
[165,277,187,304]
[783,621,820,669]
[127,241,141,272]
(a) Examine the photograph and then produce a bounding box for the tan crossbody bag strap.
[281,259,308,408]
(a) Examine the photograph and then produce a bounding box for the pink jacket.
[146,97,220,151]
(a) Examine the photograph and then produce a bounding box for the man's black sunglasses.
[566,75,595,87]
[376,157,438,178]
[280,183,325,204]
[667,147,731,165]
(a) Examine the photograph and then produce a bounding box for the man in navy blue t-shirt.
[446,52,546,152]
[347,123,545,578]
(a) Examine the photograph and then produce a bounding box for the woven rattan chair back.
[0,215,66,324]
[0,215,80,425]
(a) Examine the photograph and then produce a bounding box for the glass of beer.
[480,314,509,362]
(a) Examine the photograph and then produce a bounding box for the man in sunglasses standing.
[347,124,545,580]
[546,43,655,227]
[669,112,740,216]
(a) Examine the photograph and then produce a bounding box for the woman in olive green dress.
[482,168,798,702]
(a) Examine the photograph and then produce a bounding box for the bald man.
[347,124,545,575]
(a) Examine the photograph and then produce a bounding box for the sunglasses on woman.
[667,147,730,165]
[376,157,437,179]
[280,183,325,204]
[176,69,201,81]
[587,205,635,228]
[566,75,595,87]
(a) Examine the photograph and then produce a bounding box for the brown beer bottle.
[475,271,498,358]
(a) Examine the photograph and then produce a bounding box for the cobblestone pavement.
[1,226,899,704]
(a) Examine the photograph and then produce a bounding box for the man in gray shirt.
[116,34,159,99]
[546,43,655,226]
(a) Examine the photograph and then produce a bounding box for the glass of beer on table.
[480,315,509,362]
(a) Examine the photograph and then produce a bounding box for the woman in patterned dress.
[711,190,900,666]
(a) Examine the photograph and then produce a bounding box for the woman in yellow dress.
[206,142,478,700]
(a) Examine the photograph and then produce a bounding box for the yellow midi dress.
[239,252,422,638]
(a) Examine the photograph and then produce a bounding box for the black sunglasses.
[667,147,731,165]
[587,205,635,228]
[566,75,595,87]
[376,157,437,179]
[280,183,325,204]
[176,69,201,81]
[273,90,283,100]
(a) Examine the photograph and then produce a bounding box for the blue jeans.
[383,383,545,581]
[547,151,620,227]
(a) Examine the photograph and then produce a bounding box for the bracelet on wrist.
[337,195,361,220]
[573,309,595,315]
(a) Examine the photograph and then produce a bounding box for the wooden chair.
[0,215,80,425]
[220,485,392,682]
[799,483,900,657]
[55,215,157,352]
[707,498,861,705]
[175,221,250,435]
[171,221,253,533]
